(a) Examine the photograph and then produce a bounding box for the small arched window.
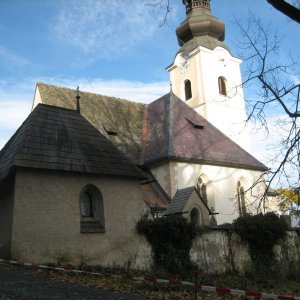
[218,76,227,96]
[237,181,247,216]
[80,191,93,217]
[184,80,192,101]
[196,177,208,204]
[80,184,105,233]
[190,208,200,226]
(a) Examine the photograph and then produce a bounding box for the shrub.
[233,212,289,272]
[136,214,198,277]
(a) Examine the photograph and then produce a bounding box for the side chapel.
[0,0,269,265]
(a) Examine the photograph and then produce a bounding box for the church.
[0,0,269,265]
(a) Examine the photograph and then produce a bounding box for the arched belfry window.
[218,76,227,96]
[237,181,247,216]
[80,184,105,233]
[184,80,192,101]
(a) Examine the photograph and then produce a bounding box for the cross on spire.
[76,85,81,114]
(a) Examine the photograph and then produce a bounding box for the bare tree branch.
[234,13,300,198]
[267,0,300,23]
[146,0,300,26]
[145,0,172,27]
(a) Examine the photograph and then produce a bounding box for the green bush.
[136,214,198,277]
[233,212,289,272]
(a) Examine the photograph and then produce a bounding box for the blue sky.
[0,0,299,179]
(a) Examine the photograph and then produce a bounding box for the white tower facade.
[167,0,249,151]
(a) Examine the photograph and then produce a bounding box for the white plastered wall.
[168,46,249,151]
[176,162,265,224]
[150,160,265,224]
[32,85,42,110]
[150,162,178,198]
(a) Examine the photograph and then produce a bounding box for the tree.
[233,12,299,192]
[276,188,300,215]
[146,0,300,26]
[145,0,172,27]
[266,0,300,23]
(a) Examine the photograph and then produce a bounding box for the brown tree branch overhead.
[267,0,300,23]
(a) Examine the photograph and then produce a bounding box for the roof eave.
[143,156,268,172]
[11,165,148,181]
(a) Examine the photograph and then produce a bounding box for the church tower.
[167,0,249,150]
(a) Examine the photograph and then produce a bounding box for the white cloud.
[0,97,32,150]
[0,100,31,130]
[248,123,277,171]
[51,0,171,59]
[0,136,11,151]
[0,79,33,149]
[74,79,169,103]
[0,77,169,149]
[247,115,299,187]
[27,76,170,103]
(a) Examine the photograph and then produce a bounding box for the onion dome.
[176,0,228,53]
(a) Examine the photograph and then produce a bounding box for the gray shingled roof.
[166,186,195,214]
[142,92,268,171]
[0,104,147,181]
[35,83,267,172]
[36,83,145,164]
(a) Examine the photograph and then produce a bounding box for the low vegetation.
[136,214,198,277]
[2,213,298,299]
[233,212,289,274]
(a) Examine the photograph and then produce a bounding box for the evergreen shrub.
[233,212,289,272]
[136,214,198,277]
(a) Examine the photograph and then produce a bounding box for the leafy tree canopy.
[277,188,300,216]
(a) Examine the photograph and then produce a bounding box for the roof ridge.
[36,82,146,164]
[37,82,146,107]
[145,93,170,106]
[35,103,77,113]
[0,104,147,181]
[167,93,175,157]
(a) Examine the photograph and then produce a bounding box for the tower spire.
[168,0,250,152]
[182,0,211,15]
[177,0,225,49]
